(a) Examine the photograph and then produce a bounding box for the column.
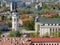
[57,28,59,37]
[34,43,36,45]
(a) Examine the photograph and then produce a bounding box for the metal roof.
[39,17,60,24]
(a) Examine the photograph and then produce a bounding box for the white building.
[12,12,19,31]
[35,2,42,10]
[35,17,60,37]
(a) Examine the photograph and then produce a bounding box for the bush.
[0,30,2,37]
[8,30,21,37]
[8,22,12,27]
[29,32,40,38]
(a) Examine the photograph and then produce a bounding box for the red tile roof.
[20,18,30,22]
[31,38,60,42]
[42,13,55,17]
[0,41,14,45]
[0,37,31,45]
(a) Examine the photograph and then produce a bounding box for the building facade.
[35,17,60,37]
[12,12,19,30]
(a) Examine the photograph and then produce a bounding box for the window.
[14,18,16,21]
[41,44,43,45]
[32,44,34,45]
[57,43,59,45]
[39,44,41,45]
[52,24,53,26]
[49,44,51,45]
[44,44,45,45]
[52,44,53,45]
[55,44,56,45]
[48,24,50,26]
[36,44,38,45]
[59,24,60,26]
[47,44,48,45]
[37,25,40,31]
[56,28,57,33]
[50,28,52,36]
[41,24,45,26]
[55,24,56,26]
[50,24,53,26]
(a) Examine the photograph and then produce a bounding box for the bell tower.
[35,16,39,32]
[12,11,19,31]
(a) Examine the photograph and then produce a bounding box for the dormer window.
[59,24,60,26]
[45,24,48,26]
[41,24,45,26]
[52,24,53,26]
[48,24,50,26]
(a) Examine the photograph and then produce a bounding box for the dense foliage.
[8,30,21,37]
[0,30,2,37]
[29,32,40,38]
[23,18,35,30]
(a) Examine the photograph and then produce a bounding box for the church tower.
[12,11,19,31]
[35,16,39,32]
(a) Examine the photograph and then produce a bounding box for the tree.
[50,32,58,37]
[23,18,35,30]
[8,30,21,37]
[8,22,12,28]
[44,32,50,38]
[0,30,2,37]
[29,32,40,38]
[58,32,60,37]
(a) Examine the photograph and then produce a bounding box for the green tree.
[50,32,58,37]
[29,32,40,38]
[23,18,35,30]
[8,30,21,37]
[0,30,2,37]
[8,22,12,28]
[44,32,50,38]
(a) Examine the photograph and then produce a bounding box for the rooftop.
[0,37,31,45]
[0,37,60,45]
[20,18,30,22]
[31,38,60,42]
[39,17,60,24]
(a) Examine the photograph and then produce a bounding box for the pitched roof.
[39,17,60,24]
[0,37,31,45]
[42,13,55,17]
[0,41,14,45]
[31,38,60,42]
[20,18,30,22]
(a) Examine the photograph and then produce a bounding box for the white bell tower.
[35,16,39,32]
[12,11,19,31]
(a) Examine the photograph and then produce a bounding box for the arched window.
[44,44,45,45]
[52,44,53,45]
[41,43,43,45]
[57,43,59,45]
[39,44,41,45]
[49,44,51,45]
[32,43,34,45]
[55,44,56,45]
[36,44,38,45]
